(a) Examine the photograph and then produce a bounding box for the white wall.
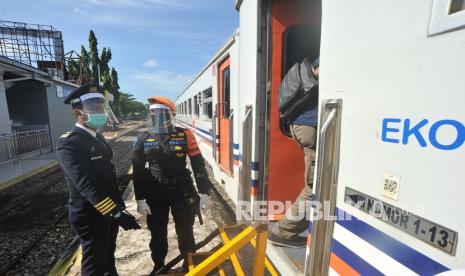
[46,84,76,149]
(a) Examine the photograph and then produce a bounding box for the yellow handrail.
[186,222,268,276]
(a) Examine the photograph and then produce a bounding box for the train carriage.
[176,0,465,274]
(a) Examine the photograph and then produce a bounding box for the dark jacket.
[56,126,124,223]
[132,126,212,200]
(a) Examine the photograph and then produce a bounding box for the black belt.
[154,175,188,185]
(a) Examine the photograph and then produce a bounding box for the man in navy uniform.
[132,96,212,274]
[56,83,140,276]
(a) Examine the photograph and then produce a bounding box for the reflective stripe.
[94,197,111,209]
[101,202,117,215]
[97,199,114,212]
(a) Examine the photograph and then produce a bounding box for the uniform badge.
[59,132,72,139]
[146,138,155,142]
[176,153,185,157]
[178,132,185,137]
[91,155,103,160]
[174,146,182,150]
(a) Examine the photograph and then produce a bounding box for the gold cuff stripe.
[96,200,114,212]
[94,197,111,209]
[101,203,117,215]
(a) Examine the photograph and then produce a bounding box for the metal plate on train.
[344,187,457,255]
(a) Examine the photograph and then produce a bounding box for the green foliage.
[67,59,80,80]
[80,45,92,83]
[88,30,99,84]
[118,92,148,118]
[100,47,112,79]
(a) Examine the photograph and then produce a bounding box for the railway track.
[0,122,146,276]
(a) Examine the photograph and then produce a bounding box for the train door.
[266,0,321,218]
[218,57,232,175]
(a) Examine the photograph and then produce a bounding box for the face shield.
[77,93,108,129]
[149,104,174,133]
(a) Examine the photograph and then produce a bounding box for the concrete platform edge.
[0,160,59,191]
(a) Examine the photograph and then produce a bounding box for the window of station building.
[194,95,200,116]
[280,25,320,137]
[188,98,192,115]
[203,88,213,119]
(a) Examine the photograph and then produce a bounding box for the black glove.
[114,211,141,230]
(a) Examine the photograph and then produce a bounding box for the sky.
[1,0,238,102]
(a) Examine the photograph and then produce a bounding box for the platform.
[0,152,58,191]
[0,121,146,193]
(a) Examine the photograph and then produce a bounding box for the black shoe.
[268,232,307,248]
[149,263,165,276]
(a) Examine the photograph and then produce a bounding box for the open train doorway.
[264,0,321,219]
[217,57,233,175]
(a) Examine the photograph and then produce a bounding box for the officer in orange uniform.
[132,97,212,274]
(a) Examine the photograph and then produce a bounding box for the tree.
[89,30,99,84]
[80,45,92,83]
[118,92,148,118]
[100,47,112,79]
[67,59,80,81]
[110,67,121,115]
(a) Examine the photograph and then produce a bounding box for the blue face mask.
[85,113,108,129]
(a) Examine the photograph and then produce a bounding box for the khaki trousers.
[271,124,316,239]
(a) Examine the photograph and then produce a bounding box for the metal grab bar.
[305,99,343,276]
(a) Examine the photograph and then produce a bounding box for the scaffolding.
[0,20,64,79]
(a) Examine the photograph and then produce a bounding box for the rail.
[0,129,52,165]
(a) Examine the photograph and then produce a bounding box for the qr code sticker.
[382,173,400,200]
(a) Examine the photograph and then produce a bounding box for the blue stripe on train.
[336,208,449,275]
[176,120,213,144]
[306,220,383,274]
[331,239,384,275]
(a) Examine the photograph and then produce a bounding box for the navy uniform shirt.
[56,124,125,223]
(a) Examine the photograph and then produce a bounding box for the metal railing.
[0,129,52,165]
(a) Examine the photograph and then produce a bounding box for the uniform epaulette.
[59,131,73,139]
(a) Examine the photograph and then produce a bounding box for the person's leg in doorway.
[269,124,316,247]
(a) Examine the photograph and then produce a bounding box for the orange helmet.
[147,96,176,112]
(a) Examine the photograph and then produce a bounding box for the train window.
[222,67,231,118]
[429,0,465,35]
[203,88,213,119]
[450,0,465,14]
[280,25,321,137]
[188,98,192,115]
[194,95,200,116]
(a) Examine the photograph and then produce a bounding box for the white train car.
[175,30,242,201]
[176,0,465,274]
